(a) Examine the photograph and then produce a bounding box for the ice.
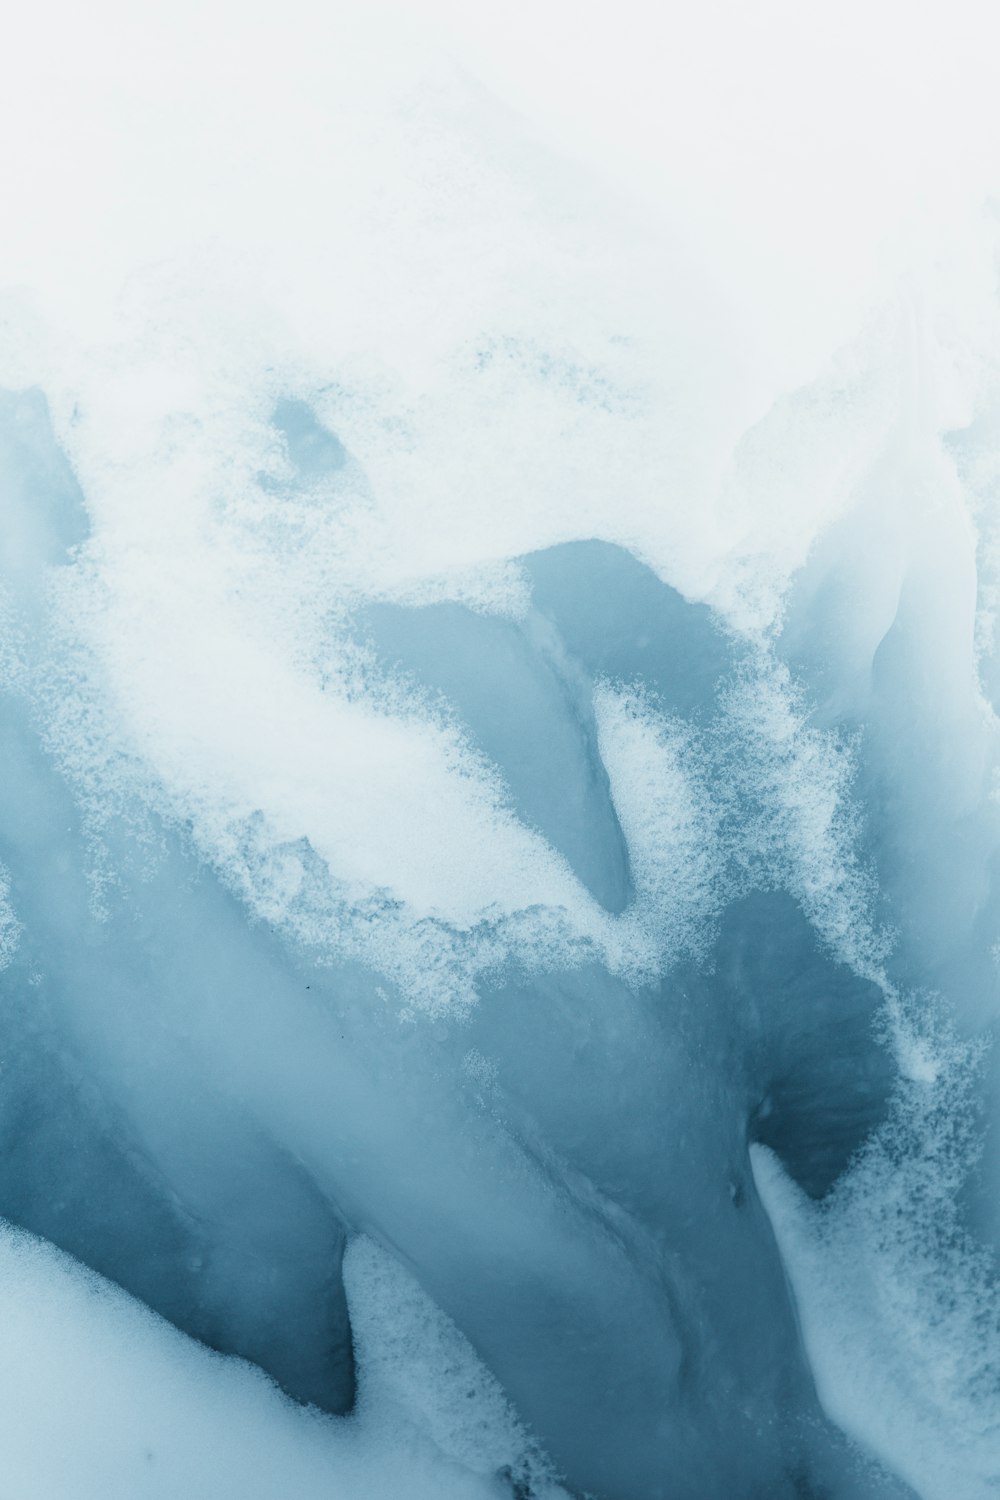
[3,3,1000,1497]
[358,597,631,913]
[0,385,930,1498]
[0,1222,561,1500]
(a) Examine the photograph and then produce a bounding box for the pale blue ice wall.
[0,388,958,1499]
[2,7,999,1498]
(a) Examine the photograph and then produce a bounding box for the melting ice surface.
[2,3,1000,1497]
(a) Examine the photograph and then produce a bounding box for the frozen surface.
[2,3,1000,1498]
[0,1225,562,1500]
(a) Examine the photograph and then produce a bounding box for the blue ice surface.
[258,397,347,494]
[3,386,986,1498]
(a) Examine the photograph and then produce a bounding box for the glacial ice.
[0,378,965,1500]
[2,3,1000,1498]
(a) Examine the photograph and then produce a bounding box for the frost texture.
[2,5,1000,1499]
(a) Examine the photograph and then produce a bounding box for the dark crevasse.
[776,437,1000,1256]
[0,385,955,1500]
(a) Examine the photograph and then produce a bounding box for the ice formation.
[1,2,1000,1497]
